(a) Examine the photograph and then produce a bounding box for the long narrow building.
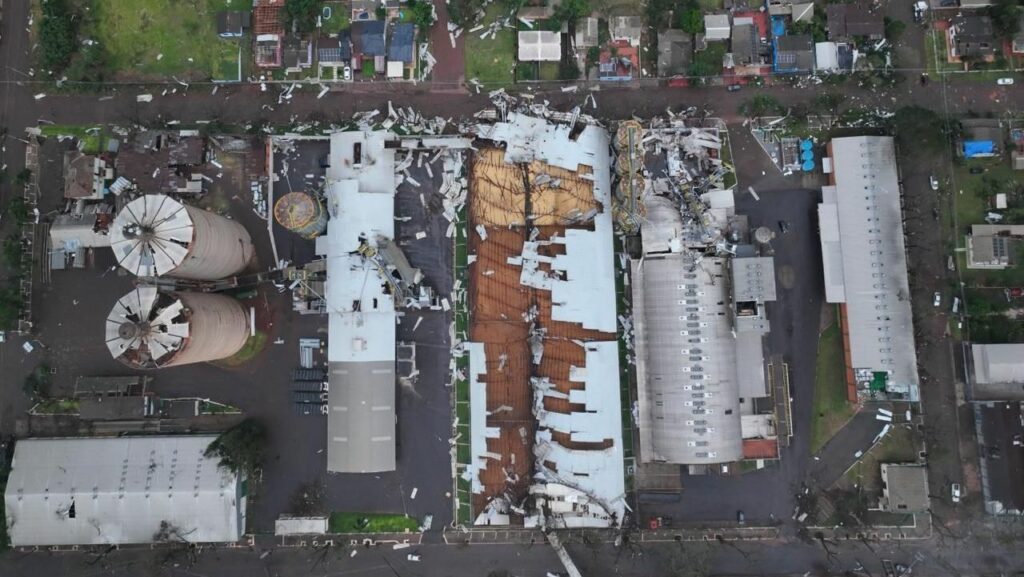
[818,136,919,401]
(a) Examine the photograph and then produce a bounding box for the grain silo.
[110,194,255,280]
[273,191,327,239]
[105,286,250,369]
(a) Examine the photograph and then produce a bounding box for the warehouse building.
[4,436,245,546]
[818,136,919,402]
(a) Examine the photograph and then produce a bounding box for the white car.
[929,175,939,191]
[951,483,961,503]
[343,66,352,81]
[933,292,941,307]
[997,77,1014,86]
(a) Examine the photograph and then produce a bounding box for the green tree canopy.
[284,0,323,35]
[205,419,268,476]
[678,1,703,35]
[989,0,1022,39]
[39,0,78,71]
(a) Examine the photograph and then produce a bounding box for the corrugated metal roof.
[4,436,243,546]
[518,31,561,62]
[388,23,415,63]
[818,136,919,393]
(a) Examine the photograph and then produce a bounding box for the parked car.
[951,483,961,503]
[737,510,746,525]
[997,77,1014,86]
[343,66,352,81]
[933,291,942,307]
[913,0,928,23]
[929,175,939,191]
[727,84,742,92]
[969,166,985,174]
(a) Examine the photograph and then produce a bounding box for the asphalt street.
[1,2,1023,575]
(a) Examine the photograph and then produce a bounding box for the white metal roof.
[818,136,919,392]
[632,255,744,464]
[109,194,195,277]
[487,114,618,333]
[704,14,731,39]
[105,286,188,365]
[4,436,243,546]
[518,30,561,61]
[973,344,1024,385]
[467,342,501,493]
[322,132,398,474]
[815,42,839,71]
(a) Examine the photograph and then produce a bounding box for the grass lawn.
[811,318,854,454]
[89,0,241,80]
[924,29,961,76]
[951,156,1024,286]
[838,425,920,496]
[39,125,107,153]
[328,512,419,533]
[321,2,351,34]
[693,42,727,76]
[223,331,268,367]
[465,3,516,88]
[538,61,560,81]
[698,0,724,10]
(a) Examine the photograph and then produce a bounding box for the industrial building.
[105,286,250,369]
[109,194,255,280]
[969,344,1024,515]
[971,344,1024,401]
[462,111,626,528]
[818,136,920,402]
[4,436,246,546]
[626,117,780,472]
[879,464,930,513]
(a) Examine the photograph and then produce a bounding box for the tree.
[678,1,703,35]
[283,0,322,35]
[407,0,436,29]
[204,419,268,476]
[553,0,591,25]
[739,94,785,118]
[892,105,948,156]
[884,16,906,41]
[39,0,78,71]
[448,0,485,28]
[812,91,846,118]
[989,0,1022,39]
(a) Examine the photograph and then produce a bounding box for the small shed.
[704,14,731,41]
[518,30,561,61]
[216,11,251,37]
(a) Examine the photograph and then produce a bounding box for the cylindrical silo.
[273,191,327,239]
[105,286,250,369]
[109,194,255,280]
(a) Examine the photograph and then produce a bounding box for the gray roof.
[328,360,397,473]
[78,396,148,420]
[632,255,743,465]
[352,20,386,56]
[880,464,930,512]
[4,436,243,546]
[731,24,757,65]
[976,401,1024,514]
[826,3,884,39]
[819,136,919,395]
[972,344,1024,400]
[732,256,777,303]
[388,23,415,63]
[776,34,814,72]
[657,30,692,77]
[216,11,250,35]
[318,32,353,63]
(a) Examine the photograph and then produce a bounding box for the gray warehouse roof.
[880,464,930,512]
[732,256,777,303]
[972,344,1024,400]
[818,136,919,397]
[632,254,743,464]
[4,436,244,546]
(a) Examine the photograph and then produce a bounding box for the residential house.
[731,23,759,66]
[610,16,643,46]
[825,3,884,40]
[961,118,1003,158]
[966,225,1024,269]
[657,30,692,77]
[774,34,815,73]
[599,39,639,81]
[253,0,285,68]
[387,23,416,79]
[518,30,561,62]
[879,464,930,513]
[949,15,998,60]
[283,37,314,74]
[216,11,251,38]
[704,14,731,41]
[576,16,599,49]
[961,0,994,7]
[352,20,387,72]
[319,33,353,73]
[814,41,854,72]
[63,151,111,200]
[767,0,814,23]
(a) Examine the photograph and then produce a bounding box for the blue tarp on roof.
[388,23,415,63]
[964,140,995,157]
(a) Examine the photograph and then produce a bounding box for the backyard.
[837,425,921,496]
[465,3,516,88]
[811,318,854,454]
[86,0,243,80]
